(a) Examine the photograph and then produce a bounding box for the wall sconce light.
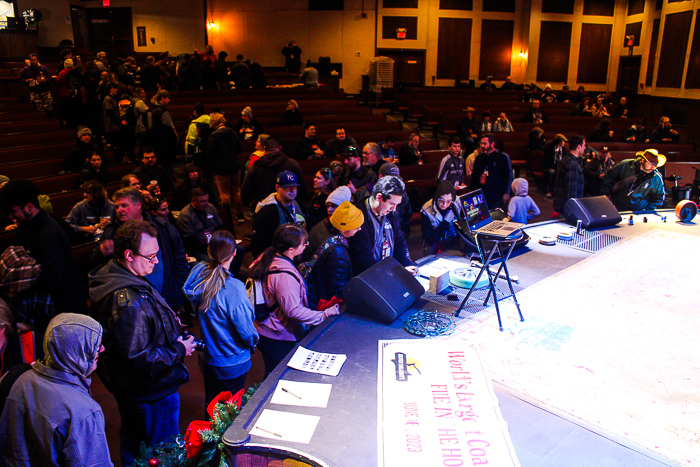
[207,21,216,29]
[518,48,528,60]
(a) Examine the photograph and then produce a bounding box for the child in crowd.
[508,178,540,224]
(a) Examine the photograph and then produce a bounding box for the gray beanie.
[77,127,92,138]
[242,106,253,118]
[326,186,352,206]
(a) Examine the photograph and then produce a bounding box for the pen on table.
[281,387,302,399]
[257,427,282,437]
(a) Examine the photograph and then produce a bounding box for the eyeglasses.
[135,251,158,263]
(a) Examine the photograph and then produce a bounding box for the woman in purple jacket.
[248,224,339,376]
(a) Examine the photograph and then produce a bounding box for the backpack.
[118,98,136,126]
[245,270,300,322]
[136,103,152,131]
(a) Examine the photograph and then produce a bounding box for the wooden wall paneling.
[536,21,572,83]
[617,56,642,93]
[479,19,514,80]
[577,23,612,84]
[583,0,615,16]
[624,22,642,47]
[542,0,574,14]
[628,0,645,16]
[439,0,473,10]
[645,18,660,87]
[0,32,39,58]
[436,17,472,79]
[656,11,693,88]
[383,0,418,8]
[684,10,700,89]
[382,16,419,40]
[482,0,516,13]
[377,49,425,86]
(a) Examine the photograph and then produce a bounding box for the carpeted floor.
[441,228,700,466]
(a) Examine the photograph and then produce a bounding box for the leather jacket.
[89,260,189,402]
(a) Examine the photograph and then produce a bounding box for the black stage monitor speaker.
[564,196,621,229]
[343,257,423,324]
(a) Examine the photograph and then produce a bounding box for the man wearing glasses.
[91,187,188,315]
[89,220,196,466]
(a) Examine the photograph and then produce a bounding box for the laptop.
[459,189,524,239]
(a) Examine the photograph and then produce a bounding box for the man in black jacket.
[0,180,88,332]
[133,146,174,194]
[469,134,513,210]
[207,112,244,223]
[338,147,375,194]
[89,220,196,466]
[242,137,307,210]
[293,123,326,160]
[348,175,414,275]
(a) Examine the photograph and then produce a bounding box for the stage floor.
[439,214,699,466]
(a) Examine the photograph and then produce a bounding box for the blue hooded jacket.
[183,262,258,368]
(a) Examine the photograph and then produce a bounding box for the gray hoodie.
[0,313,112,466]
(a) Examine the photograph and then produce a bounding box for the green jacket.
[185,114,210,154]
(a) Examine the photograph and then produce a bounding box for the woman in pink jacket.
[249,224,339,376]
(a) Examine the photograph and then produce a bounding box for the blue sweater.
[183,262,258,369]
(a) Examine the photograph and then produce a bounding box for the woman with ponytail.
[248,224,340,376]
[183,230,258,406]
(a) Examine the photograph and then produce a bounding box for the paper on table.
[419,258,469,278]
[271,380,332,408]
[287,346,347,376]
[251,409,320,444]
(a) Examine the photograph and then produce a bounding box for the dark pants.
[257,335,297,378]
[545,168,556,194]
[116,392,180,466]
[104,131,122,164]
[203,372,247,415]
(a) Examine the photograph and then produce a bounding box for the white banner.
[378,340,520,467]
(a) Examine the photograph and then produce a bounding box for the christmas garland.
[132,385,258,467]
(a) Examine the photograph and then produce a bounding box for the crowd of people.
[0,51,679,466]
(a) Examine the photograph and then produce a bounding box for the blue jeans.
[116,392,181,466]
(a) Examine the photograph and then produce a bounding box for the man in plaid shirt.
[553,135,587,215]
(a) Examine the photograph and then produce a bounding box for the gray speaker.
[564,196,621,229]
[343,257,423,324]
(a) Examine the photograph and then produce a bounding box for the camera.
[182,330,205,351]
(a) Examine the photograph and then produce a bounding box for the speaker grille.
[555,230,622,253]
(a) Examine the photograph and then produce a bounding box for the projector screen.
[0,1,16,29]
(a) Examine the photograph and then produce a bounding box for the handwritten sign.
[378,340,521,467]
